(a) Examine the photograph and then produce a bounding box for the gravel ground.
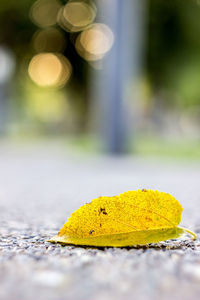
[0,141,200,300]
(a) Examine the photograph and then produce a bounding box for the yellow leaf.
[48,189,196,247]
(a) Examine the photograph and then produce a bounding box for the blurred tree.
[147,0,200,108]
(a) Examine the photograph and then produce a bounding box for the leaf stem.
[179,227,197,240]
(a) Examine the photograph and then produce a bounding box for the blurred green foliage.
[147,0,200,107]
[0,0,200,151]
[1,0,200,108]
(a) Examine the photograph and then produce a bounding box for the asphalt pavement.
[0,140,200,300]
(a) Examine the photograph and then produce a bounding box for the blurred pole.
[91,0,146,153]
[0,47,15,134]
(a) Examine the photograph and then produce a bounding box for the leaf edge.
[47,226,196,248]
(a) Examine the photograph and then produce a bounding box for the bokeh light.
[30,0,61,28]
[75,23,114,61]
[0,47,15,83]
[28,53,72,88]
[32,28,66,53]
[58,0,96,32]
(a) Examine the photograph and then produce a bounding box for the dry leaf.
[49,189,196,247]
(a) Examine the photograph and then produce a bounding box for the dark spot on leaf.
[145,217,152,222]
[99,207,108,215]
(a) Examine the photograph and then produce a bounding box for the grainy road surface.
[0,141,200,300]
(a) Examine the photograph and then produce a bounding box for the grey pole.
[0,47,15,134]
[91,0,146,153]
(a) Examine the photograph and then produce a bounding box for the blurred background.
[1,3,200,299]
[0,0,200,158]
